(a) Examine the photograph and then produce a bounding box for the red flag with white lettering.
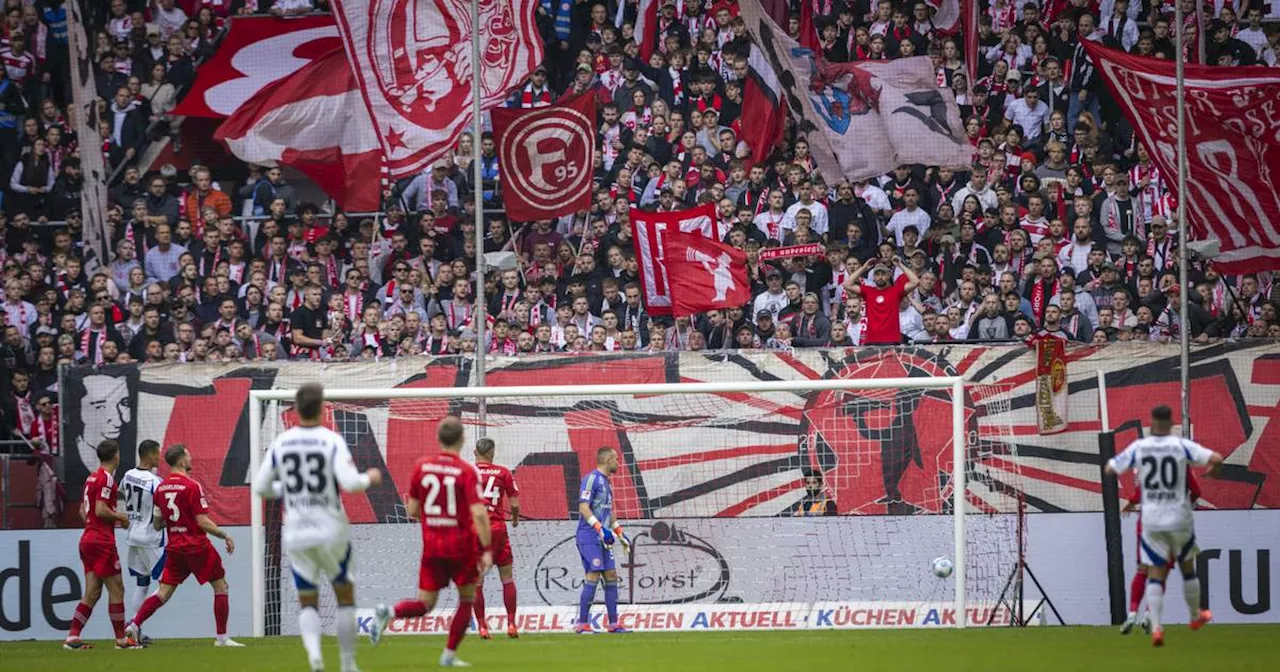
[662,231,752,317]
[1083,41,1280,273]
[491,93,596,222]
[329,0,544,179]
[629,204,725,316]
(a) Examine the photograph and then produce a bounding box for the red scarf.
[448,300,472,331]
[344,291,364,323]
[1146,235,1174,271]
[321,255,339,287]
[12,392,33,435]
[1029,278,1059,322]
[80,326,108,365]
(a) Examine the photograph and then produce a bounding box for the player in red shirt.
[1120,471,1203,635]
[125,444,243,647]
[844,256,918,345]
[472,437,522,640]
[64,440,135,650]
[371,416,493,667]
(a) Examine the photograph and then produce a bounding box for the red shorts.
[79,538,121,579]
[488,525,513,568]
[161,544,226,586]
[418,554,479,592]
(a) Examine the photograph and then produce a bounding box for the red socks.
[502,579,518,622]
[1130,571,1148,612]
[446,601,472,652]
[473,585,487,627]
[214,593,229,636]
[133,594,164,627]
[68,602,92,639]
[108,602,126,639]
[394,600,428,619]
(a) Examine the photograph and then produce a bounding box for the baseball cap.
[1006,70,1022,82]
[756,310,773,320]
[765,266,782,277]
[872,263,891,274]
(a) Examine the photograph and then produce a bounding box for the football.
[932,556,954,579]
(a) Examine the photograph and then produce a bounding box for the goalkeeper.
[574,447,631,634]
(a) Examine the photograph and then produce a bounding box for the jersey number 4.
[420,473,458,517]
[481,476,501,507]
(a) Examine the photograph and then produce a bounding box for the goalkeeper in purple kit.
[575,447,631,634]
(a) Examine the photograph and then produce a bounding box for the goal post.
[249,376,1016,638]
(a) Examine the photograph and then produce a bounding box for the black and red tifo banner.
[61,342,1279,526]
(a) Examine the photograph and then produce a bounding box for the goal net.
[249,375,1023,637]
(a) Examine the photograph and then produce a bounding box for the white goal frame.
[247,377,968,637]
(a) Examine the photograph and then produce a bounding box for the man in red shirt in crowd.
[472,437,522,639]
[844,256,919,344]
[371,416,492,667]
[125,444,243,647]
[64,439,134,650]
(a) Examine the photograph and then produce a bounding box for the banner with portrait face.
[60,365,139,493]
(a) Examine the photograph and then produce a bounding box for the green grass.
[2,626,1275,672]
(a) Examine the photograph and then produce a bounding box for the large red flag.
[630,203,725,316]
[329,0,544,179]
[491,93,596,222]
[661,231,752,317]
[214,48,381,211]
[1083,41,1280,273]
[961,0,979,83]
[173,15,340,118]
[738,41,787,168]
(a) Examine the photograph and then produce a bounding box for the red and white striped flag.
[214,48,382,211]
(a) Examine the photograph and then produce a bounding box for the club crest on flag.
[492,94,596,220]
[332,0,542,177]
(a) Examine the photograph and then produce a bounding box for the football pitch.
[2,626,1275,672]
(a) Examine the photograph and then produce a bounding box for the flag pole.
[1175,0,1191,437]
[472,0,488,427]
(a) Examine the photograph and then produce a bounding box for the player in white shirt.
[253,384,383,672]
[119,440,164,644]
[1105,405,1223,647]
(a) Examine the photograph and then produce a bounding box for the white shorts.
[127,545,165,581]
[1140,528,1199,568]
[289,542,354,592]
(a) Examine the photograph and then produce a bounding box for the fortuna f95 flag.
[491,93,596,222]
[630,203,727,316]
[1083,41,1280,273]
[662,231,752,317]
[739,0,973,183]
[329,0,544,179]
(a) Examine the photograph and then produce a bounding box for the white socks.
[1184,577,1202,619]
[1146,580,1164,632]
[128,582,149,624]
[299,606,324,670]
[336,606,357,670]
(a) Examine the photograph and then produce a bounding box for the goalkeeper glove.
[601,527,616,546]
[613,526,631,552]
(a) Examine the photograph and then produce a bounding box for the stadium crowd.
[2,0,1280,432]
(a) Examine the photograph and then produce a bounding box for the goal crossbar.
[247,378,969,636]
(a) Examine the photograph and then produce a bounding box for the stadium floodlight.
[248,377,1023,637]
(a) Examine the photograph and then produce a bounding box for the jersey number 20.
[420,473,458,517]
[1141,455,1179,490]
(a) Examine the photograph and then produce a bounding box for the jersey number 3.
[420,473,458,517]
